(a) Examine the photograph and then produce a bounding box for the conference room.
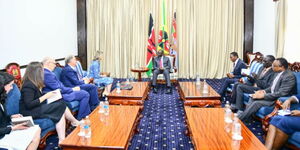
[0,0,300,150]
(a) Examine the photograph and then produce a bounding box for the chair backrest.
[5,63,22,88]
[165,55,176,73]
[246,52,263,65]
[53,66,63,81]
[5,84,21,116]
[294,72,300,95]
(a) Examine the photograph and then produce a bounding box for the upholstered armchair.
[5,63,22,88]
[150,55,178,83]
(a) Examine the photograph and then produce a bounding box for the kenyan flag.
[146,13,156,77]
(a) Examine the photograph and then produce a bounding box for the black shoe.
[165,88,172,94]
[153,88,158,93]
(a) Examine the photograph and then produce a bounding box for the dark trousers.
[238,98,275,121]
[218,77,239,96]
[79,84,99,109]
[233,83,261,110]
[152,69,171,87]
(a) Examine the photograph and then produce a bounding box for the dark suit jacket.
[254,67,275,89]
[264,70,296,101]
[232,59,247,78]
[43,68,75,101]
[19,80,44,119]
[153,56,171,71]
[60,65,84,87]
[0,104,12,139]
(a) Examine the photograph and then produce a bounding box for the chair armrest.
[264,100,283,122]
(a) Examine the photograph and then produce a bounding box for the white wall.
[284,0,300,62]
[253,0,276,56]
[0,0,78,69]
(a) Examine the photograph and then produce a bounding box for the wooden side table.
[130,67,149,81]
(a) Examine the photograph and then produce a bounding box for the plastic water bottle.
[84,116,91,138]
[116,81,121,93]
[224,101,233,123]
[196,75,201,85]
[98,101,105,114]
[78,120,85,136]
[225,101,230,110]
[104,97,109,115]
[202,79,209,94]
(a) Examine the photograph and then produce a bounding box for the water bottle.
[225,101,230,110]
[98,101,105,114]
[78,120,85,136]
[84,116,92,138]
[202,79,209,94]
[116,81,121,93]
[196,75,200,85]
[224,102,233,123]
[104,97,109,115]
[232,122,243,140]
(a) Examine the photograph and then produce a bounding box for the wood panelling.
[77,0,87,70]
[244,0,254,64]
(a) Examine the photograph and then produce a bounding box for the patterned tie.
[160,57,163,68]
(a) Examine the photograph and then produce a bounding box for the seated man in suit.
[265,94,300,150]
[231,55,276,114]
[238,58,296,121]
[60,55,99,108]
[42,57,96,120]
[152,50,172,94]
[218,52,247,98]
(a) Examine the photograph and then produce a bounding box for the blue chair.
[53,66,80,113]
[256,72,300,120]
[288,132,300,149]
[5,84,20,116]
[4,84,56,149]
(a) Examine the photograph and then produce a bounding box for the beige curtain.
[275,0,287,58]
[87,0,244,78]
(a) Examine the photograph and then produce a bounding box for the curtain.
[275,0,287,58]
[87,0,244,78]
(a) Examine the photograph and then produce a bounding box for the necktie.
[271,72,283,93]
[160,57,163,68]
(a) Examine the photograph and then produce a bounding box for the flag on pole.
[146,13,156,77]
[158,0,169,54]
[170,12,178,68]
[171,12,177,46]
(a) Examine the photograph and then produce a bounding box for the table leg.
[138,72,142,81]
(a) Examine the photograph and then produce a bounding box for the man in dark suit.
[60,55,99,107]
[152,50,172,94]
[231,55,276,113]
[42,57,97,120]
[218,52,247,97]
[238,58,296,121]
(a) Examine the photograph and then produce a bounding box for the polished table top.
[60,105,141,150]
[108,82,149,99]
[179,82,220,99]
[184,107,267,150]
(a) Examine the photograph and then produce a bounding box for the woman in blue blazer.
[265,94,300,150]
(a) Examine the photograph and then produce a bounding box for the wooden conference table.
[178,81,221,107]
[108,82,150,105]
[184,107,267,150]
[60,105,142,150]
